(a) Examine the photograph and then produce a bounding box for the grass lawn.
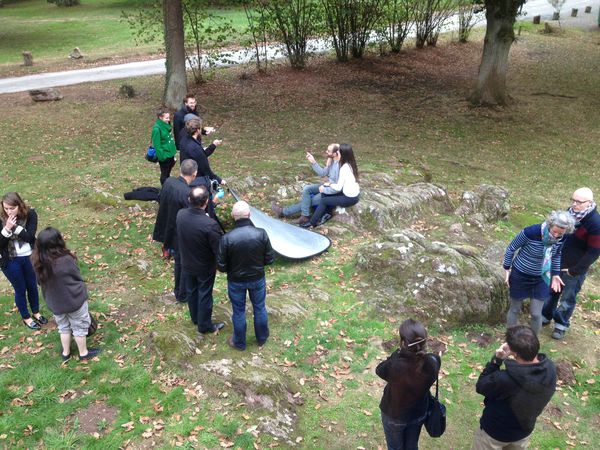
[0,0,247,67]
[0,24,599,449]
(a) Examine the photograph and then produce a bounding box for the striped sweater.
[503,224,565,277]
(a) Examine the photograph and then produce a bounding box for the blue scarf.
[540,222,559,286]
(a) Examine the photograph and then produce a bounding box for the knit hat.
[184,113,200,123]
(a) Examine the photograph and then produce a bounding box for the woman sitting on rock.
[376,318,440,450]
[503,210,575,334]
[301,144,360,228]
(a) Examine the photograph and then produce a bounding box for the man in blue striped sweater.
[542,188,600,339]
[503,211,575,334]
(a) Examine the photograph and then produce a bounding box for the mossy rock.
[358,228,507,327]
[148,327,203,363]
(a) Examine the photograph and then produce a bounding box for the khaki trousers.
[471,427,530,450]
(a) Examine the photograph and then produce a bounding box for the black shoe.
[33,315,48,325]
[79,348,102,361]
[61,353,71,363]
[319,213,332,225]
[23,319,41,330]
[299,221,313,229]
[201,322,225,334]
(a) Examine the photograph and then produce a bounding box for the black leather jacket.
[217,219,274,282]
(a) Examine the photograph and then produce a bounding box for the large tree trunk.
[163,0,187,109]
[470,1,523,106]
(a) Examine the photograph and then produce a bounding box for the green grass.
[0,25,599,449]
[0,0,247,65]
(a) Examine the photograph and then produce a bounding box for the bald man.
[217,201,274,350]
[542,188,600,339]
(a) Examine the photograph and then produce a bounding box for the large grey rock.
[455,184,510,223]
[356,228,507,326]
[29,88,63,102]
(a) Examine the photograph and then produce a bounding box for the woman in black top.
[376,319,441,450]
[0,192,46,330]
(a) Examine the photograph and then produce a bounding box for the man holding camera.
[271,143,340,225]
[472,325,556,450]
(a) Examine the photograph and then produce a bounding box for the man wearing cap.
[542,187,600,339]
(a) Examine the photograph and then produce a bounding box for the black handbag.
[424,360,446,437]
[87,313,98,337]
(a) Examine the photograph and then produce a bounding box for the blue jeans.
[310,193,359,226]
[542,271,586,331]
[381,412,424,450]
[184,271,216,332]
[228,277,269,350]
[1,256,40,320]
[283,183,321,217]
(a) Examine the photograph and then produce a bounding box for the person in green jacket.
[152,108,177,185]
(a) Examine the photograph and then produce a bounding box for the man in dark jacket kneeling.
[472,325,556,449]
[217,201,274,350]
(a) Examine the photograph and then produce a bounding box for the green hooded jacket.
[151,118,176,161]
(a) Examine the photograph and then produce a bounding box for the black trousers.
[159,157,176,185]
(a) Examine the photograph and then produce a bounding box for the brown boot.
[297,215,310,225]
[271,202,284,218]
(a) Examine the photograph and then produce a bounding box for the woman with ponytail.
[376,319,441,450]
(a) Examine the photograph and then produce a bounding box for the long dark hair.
[399,318,428,355]
[1,192,29,222]
[338,144,359,182]
[31,227,76,284]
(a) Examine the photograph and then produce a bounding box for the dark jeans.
[172,249,186,302]
[381,412,424,450]
[310,192,359,226]
[159,157,175,185]
[228,277,269,350]
[542,271,586,331]
[1,256,40,320]
[184,271,216,332]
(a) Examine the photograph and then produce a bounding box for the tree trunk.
[163,0,187,109]
[470,1,523,106]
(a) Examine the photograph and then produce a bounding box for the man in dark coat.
[176,185,224,333]
[542,187,600,339]
[173,93,215,149]
[472,325,556,449]
[217,201,274,350]
[152,159,197,302]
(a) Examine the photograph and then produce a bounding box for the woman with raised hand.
[31,227,101,363]
[0,192,46,330]
[503,210,575,334]
[376,319,441,450]
[301,143,360,228]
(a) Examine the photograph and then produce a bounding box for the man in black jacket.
[177,186,224,334]
[217,201,274,350]
[472,325,556,450]
[173,93,215,149]
[152,159,197,302]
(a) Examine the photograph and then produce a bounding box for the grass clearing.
[0,0,247,68]
[0,24,599,449]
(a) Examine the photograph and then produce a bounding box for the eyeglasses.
[571,198,590,205]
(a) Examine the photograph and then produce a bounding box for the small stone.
[29,88,63,102]
[69,47,83,59]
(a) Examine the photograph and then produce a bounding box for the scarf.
[540,222,560,286]
[6,216,26,259]
[568,201,596,224]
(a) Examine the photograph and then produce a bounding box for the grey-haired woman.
[502,210,575,334]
